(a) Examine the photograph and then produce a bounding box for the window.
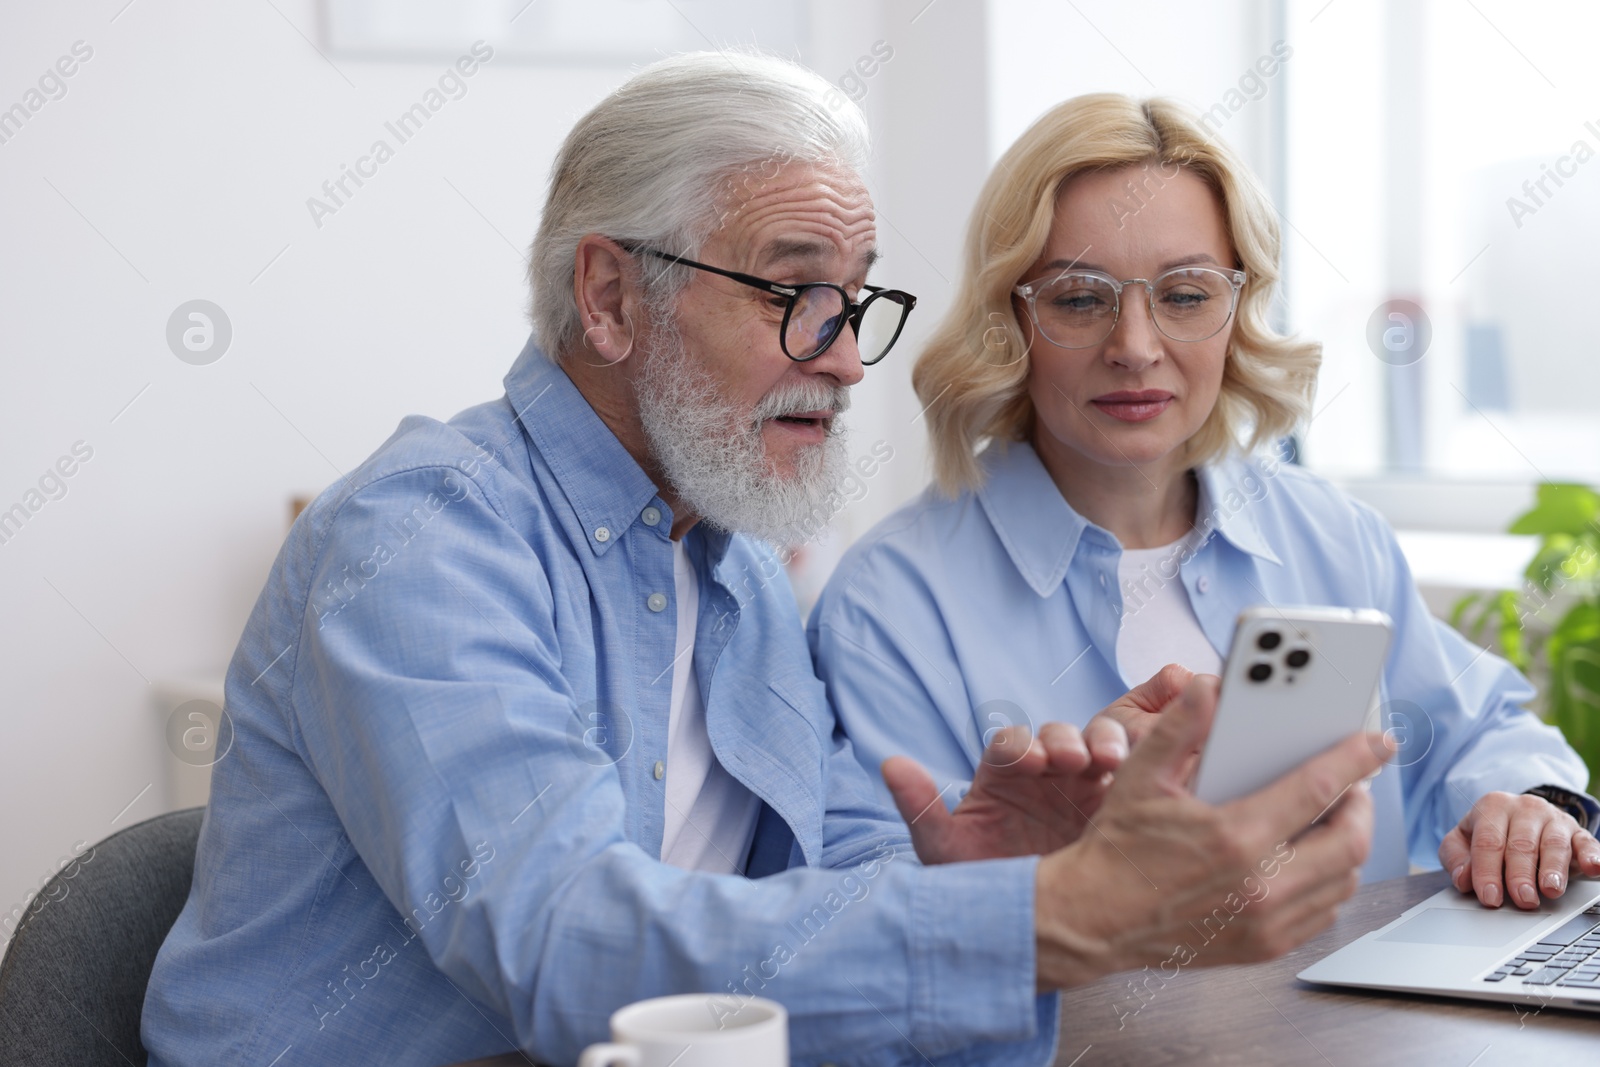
[1287,0,1600,507]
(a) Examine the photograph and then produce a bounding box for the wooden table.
[1051,870,1600,1066]
[454,872,1600,1066]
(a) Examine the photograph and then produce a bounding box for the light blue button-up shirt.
[142,340,1058,1067]
[809,440,1594,879]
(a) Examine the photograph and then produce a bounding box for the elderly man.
[142,53,1386,1066]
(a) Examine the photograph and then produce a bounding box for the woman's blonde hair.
[913,93,1320,494]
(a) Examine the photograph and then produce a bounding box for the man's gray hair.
[527,51,871,358]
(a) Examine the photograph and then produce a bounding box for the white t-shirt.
[659,540,762,873]
[1116,534,1223,684]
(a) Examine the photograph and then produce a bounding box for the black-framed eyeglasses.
[630,246,917,365]
[1013,265,1246,349]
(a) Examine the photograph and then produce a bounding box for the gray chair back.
[0,806,204,1067]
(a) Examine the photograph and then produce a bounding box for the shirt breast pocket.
[724,670,830,862]
[764,671,831,764]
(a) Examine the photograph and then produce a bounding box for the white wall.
[797,0,993,575]
[0,0,1263,946]
[988,0,1282,192]
[0,0,616,946]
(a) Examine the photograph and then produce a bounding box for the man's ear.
[572,235,642,366]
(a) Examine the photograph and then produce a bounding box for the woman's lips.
[1090,391,1174,423]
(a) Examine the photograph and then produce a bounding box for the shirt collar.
[974,441,1092,598]
[975,441,1281,597]
[1192,455,1283,566]
[503,335,662,558]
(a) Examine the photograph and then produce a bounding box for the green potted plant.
[1453,483,1600,783]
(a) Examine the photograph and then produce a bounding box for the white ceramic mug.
[576,994,787,1067]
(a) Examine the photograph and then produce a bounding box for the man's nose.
[802,320,866,387]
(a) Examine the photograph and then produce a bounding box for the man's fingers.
[980,723,1043,774]
[1230,730,1392,853]
[1291,774,1376,877]
[1176,749,1202,791]
[1036,721,1093,775]
[1252,868,1361,960]
[1121,663,1198,715]
[1470,805,1512,909]
[1117,675,1220,789]
[882,756,951,836]
[1539,819,1575,899]
[1078,716,1128,772]
[1211,791,1372,962]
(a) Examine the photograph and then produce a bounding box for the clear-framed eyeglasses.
[1013,265,1246,349]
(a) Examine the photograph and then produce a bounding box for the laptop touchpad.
[1376,907,1548,948]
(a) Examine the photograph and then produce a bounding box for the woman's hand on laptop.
[1439,792,1600,910]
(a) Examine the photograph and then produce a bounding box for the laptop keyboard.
[1484,906,1600,988]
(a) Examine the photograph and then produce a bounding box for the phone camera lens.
[1248,662,1273,682]
[1257,631,1282,651]
[1286,649,1311,668]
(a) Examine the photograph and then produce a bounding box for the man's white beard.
[635,315,852,547]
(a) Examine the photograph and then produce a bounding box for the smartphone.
[1192,605,1393,806]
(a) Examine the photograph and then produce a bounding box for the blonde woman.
[809,94,1600,909]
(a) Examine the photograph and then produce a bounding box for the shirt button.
[1197,576,1210,593]
[641,506,661,527]
[647,592,668,612]
[653,760,665,780]
[594,526,611,543]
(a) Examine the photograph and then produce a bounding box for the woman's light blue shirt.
[809,441,1593,879]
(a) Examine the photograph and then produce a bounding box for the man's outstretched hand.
[1093,662,1195,748]
[884,665,1195,864]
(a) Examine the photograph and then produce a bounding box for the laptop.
[1298,878,1600,1013]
